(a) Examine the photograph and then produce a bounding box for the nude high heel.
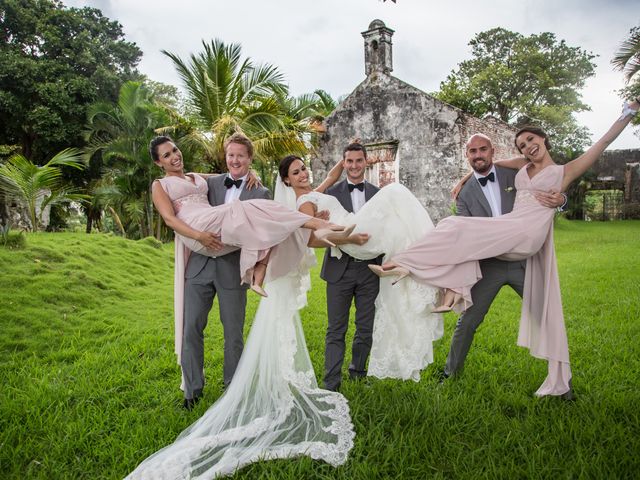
[250,262,268,297]
[250,284,268,297]
[432,289,462,313]
[315,224,356,247]
[368,264,410,285]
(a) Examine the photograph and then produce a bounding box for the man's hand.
[197,231,224,251]
[245,169,263,190]
[315,209,330,221]
[534,190,567,210]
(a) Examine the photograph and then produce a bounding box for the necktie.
[224,177,243,189]
[478,172,495,187]
[348,182,365,192]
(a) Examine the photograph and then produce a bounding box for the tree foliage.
[0,0,142,163]
[0,149,86,231]
[614,25,640,130]
[163,39,314,175]
[84,81,178,238]
[435,28,596,156]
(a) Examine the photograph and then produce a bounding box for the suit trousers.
[445,258,525,376]
[181,257,247,398]
[323,258,379,390]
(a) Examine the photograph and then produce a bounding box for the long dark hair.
[278,155,303,184]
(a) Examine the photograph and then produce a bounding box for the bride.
[277,155,444,381]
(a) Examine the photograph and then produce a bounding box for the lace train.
[126,251,355,479]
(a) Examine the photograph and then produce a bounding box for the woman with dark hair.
[150,135,349,295]
[370,99,640,397]
[277,152,444,382]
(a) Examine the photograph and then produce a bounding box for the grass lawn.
[1,220,639,479]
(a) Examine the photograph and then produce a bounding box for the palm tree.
[85,81,172,238]
[612,26,640,83]
[0,149,86,231]
[163,39,310,172]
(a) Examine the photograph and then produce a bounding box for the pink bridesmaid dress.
[157,174,312,364]
[391,164,571,396]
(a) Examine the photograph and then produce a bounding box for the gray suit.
[320,179,382,391]
[181,175,270,397]
[445,166,525,376]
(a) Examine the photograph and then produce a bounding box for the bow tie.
[224,177,243,189]
[348,182,364,192]
[478,172,495,187]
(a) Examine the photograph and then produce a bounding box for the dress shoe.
[182,397,201,410]
[435,369,450,384]
[432,289,462,313]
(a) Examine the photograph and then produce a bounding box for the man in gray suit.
[181,133,270,409]
[321,142,381,392]
[443,133,565,379]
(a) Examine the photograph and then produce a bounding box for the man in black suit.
[321,142,381,391]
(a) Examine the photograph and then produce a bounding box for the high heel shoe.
[368,264,410,285]
[250,284,268,297]
[315,224,356,247]
[432,289,462,313]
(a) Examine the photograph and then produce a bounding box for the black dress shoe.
[182,396,202,410]
[436,369,450,384]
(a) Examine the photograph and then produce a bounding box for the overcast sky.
[62,0,639,149]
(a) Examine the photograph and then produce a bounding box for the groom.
[443,133,565,380]
[181,133,270,409]
[321,142,381,392]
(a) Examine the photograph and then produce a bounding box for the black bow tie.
[478,172,495,187]
[348,182,364,192]
[224,177,243,189]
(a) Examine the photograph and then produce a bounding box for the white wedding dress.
[297,183,444,381]
[126,202,355,478]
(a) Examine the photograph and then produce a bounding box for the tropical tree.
[0,149,86,231]
[613,25,640,130]
[612,26,640,83]
[0,0,141,163]
[435,28,596,156]
[163,39,311,174]
[84,81,174,238]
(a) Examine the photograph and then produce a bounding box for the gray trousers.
[445,258,525,376]
[323,260,379,390]
[181,261,247,398]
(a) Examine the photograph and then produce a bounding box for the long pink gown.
[158,174,312,364]
[391,164,571,396]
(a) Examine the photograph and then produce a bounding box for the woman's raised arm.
[562,98,639,190]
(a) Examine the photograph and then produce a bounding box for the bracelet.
[556,192,568,212]
[257,261,268,266]
[619,101,639,121]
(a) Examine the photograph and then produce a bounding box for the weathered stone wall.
[311,72,517,222]
[593,149,640,204]
[458,114,519,163]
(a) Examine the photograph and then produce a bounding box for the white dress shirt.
[224,173,248,204]
[474,166,502,217]
[347,179,366,213]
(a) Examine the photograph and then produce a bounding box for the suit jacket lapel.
[468,177,493,217]
[211,175,227,206]
[335,180,354,213]
[496,167,515,215]
[364,181,376,202]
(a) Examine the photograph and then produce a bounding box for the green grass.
[1,222,639,479]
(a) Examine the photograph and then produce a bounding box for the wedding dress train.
[126,246,355,479]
